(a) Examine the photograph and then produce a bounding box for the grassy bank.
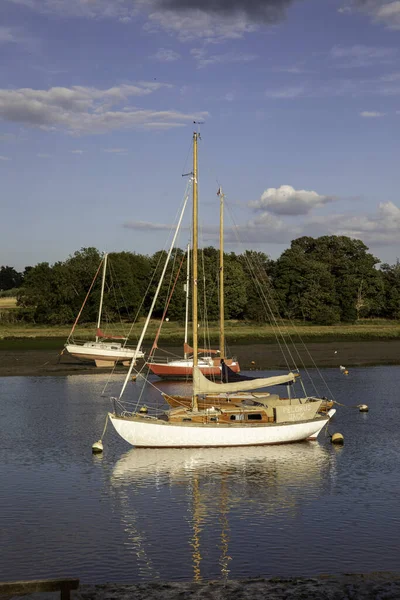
[1,318,400,350]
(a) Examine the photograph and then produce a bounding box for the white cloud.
[0,155,10,160]
[71,149,83,154]
[0,83,208,135]
[265,86,305,99]
[305,201,400,246]
[4,0,140,21]
[224,211,298,244]
[151,48,181,62]
[265,74,400,100]
[123,220,176,231]
[0,26,38,50]
[360,111,385,117]
[250,185,334,216]
[330,44,397,67]
[356,1,400,29]
[0,26,19,44]
[144,9,258,42]
[190,47,258,68]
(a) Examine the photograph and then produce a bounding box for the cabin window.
[230,414,244,421]
[183,418,192,422]
[209,417,217,422]
[111,346,118,350]
[247,413,262,421]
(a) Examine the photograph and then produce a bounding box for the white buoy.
[340,365,346,371]
[358,404,369,412]
[331,432,344,445]
[92,439,103,453]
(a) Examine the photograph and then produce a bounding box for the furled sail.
[193,366,296,395]
[220,360,295,386]
[96,328,126,341]
[184,343,219,355]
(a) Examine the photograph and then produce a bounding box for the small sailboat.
[64,253,144,367]
[146,189,240,380]
[108,131,335,448]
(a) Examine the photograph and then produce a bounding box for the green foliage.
[0,266,23,291]
[7,235,396,326]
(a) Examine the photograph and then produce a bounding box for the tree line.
[2,235,400,325]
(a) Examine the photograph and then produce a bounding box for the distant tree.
[0,266,23,290]
[380,260,400,319]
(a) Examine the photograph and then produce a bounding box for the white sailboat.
[64,253,144,367]
[108,131,335,448]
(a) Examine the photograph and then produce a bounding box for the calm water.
[1,366,400,583]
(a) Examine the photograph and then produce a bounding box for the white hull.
[66,342,144,366]
[109,411,332,448]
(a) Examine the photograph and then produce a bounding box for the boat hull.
[65,343,144,367]
[109,412,330,448]
[147,358,240,380]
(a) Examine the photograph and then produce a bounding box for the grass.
[0,297,17,309]
[1,318,400,349]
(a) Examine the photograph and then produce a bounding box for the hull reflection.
[112,443,333,488]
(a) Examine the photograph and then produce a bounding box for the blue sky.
[1,0,400,270]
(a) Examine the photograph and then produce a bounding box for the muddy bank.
[1,340,400,377]
[72,573,400,600]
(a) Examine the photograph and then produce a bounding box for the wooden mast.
[219,189,225,360]
[192,131,199,411]
[95,253,107,342]
[184,243,190,359]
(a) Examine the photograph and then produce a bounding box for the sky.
[1,0,400,270]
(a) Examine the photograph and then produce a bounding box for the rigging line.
[181,136,194,178]
[224,201,298,367]
[238,246,318,396]
[119,181,191,401]
[108,256,133,340]
[123,178,193,344]
[244,253,317,396]
[149,252,186,357]
[230,238,293,372]
[242,246,327,397]
[225,203,321,397]
[67,255,104,343]
[107,259,129,340]
[226,204,325,397]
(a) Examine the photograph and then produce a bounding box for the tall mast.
[184,243,190,359]
[96,253,107,342]
[192,131,199,411]
[219,189,225,360]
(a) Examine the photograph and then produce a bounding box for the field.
[0,297,18,309]
[1,317,400,349]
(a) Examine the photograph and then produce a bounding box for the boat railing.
[67,338,142,352]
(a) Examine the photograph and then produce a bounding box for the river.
[1,366,400,582]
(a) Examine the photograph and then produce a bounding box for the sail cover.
[96,328,126,341]
[221,360,255,383]
[193,366,296,395]
[184,343,219,355]
[221,360,294,386]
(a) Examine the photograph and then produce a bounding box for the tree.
[0,266,23,291]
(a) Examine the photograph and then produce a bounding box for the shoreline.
[74,573,400,600]
[1,339,400,377]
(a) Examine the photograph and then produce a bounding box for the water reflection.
[110,443,335,581]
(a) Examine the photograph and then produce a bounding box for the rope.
[100,413,109,441]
